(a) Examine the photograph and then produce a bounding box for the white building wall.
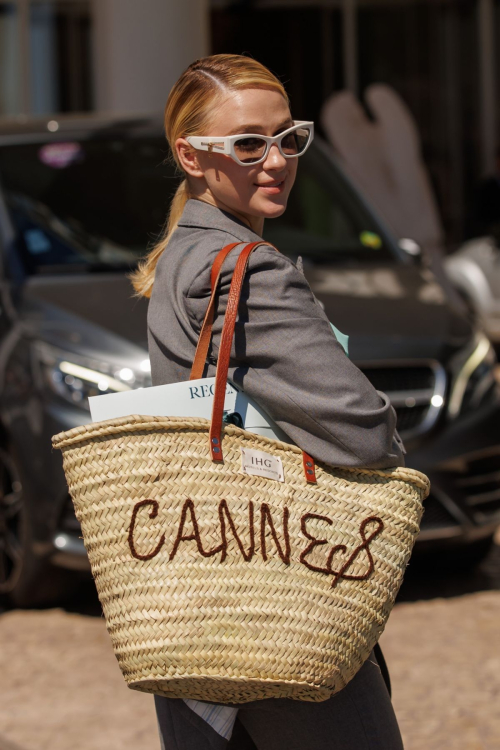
[92,0,209,114]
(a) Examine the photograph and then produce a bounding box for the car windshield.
[0,133,396,276]
[0,134,176,275]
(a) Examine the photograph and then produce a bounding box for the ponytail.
[129,179,190,298]
[168,178,191,240]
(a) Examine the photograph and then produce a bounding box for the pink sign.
[38,142,83,169]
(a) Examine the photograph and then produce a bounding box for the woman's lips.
[255,179,285,195]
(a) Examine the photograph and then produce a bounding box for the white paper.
[88,377,292,443]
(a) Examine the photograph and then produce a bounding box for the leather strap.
[204,241,317,484]
[190,242,241,380]
[209,241,264,461]
[303,452,317,484]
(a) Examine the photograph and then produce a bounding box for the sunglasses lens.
[234,136,267,163]
[281,127,311,156]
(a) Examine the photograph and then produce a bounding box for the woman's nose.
[263,143,287,170]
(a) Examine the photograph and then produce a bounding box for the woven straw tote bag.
[52,241,430,704]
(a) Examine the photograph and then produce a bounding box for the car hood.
[22,271,148,345]
[20,272,149,371]
[21,264,472,365]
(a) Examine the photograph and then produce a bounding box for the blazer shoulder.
[154,225,238,289]
[219,241,301,274]
[181,232,290,293]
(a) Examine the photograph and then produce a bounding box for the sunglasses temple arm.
[186,137,230,154]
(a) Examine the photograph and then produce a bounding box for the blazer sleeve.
[186,245,406,470]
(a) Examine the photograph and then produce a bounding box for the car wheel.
[0,445,72,608]
[0,446,29,603]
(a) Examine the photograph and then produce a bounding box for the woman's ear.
[176,138,204,179]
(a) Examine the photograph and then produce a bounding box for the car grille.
[361,362,446,439]
[392,404,430,434]
[451,448,500,523]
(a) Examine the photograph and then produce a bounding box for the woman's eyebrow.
[273,119,294,134]
[226,119,293,136]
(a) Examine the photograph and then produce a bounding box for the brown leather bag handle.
[201,241,317,484]
[190,242,241,380]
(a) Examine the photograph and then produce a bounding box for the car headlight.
[448,333,497,418]
[34,341,151,410]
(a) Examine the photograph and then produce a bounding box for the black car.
[0,114,499,606]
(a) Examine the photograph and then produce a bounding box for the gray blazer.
[147,199,405,469]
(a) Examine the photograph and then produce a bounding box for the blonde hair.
[129,54,289,298]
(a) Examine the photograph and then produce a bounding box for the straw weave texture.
[52,414,429,703]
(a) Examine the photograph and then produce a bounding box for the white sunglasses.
[186,120,314,166]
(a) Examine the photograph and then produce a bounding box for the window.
[30,0,93,113]
[0,0,93,116]
[0,133,175,275]
[0,3,22,116]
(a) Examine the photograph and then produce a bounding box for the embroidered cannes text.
[127,498,384,589]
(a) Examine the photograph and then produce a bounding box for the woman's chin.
[254,197,288,219]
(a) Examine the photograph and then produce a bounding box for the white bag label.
[240,447,284,482]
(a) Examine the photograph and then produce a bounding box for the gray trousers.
[154,652,404,750]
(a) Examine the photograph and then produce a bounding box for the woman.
[131,54,406,750]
